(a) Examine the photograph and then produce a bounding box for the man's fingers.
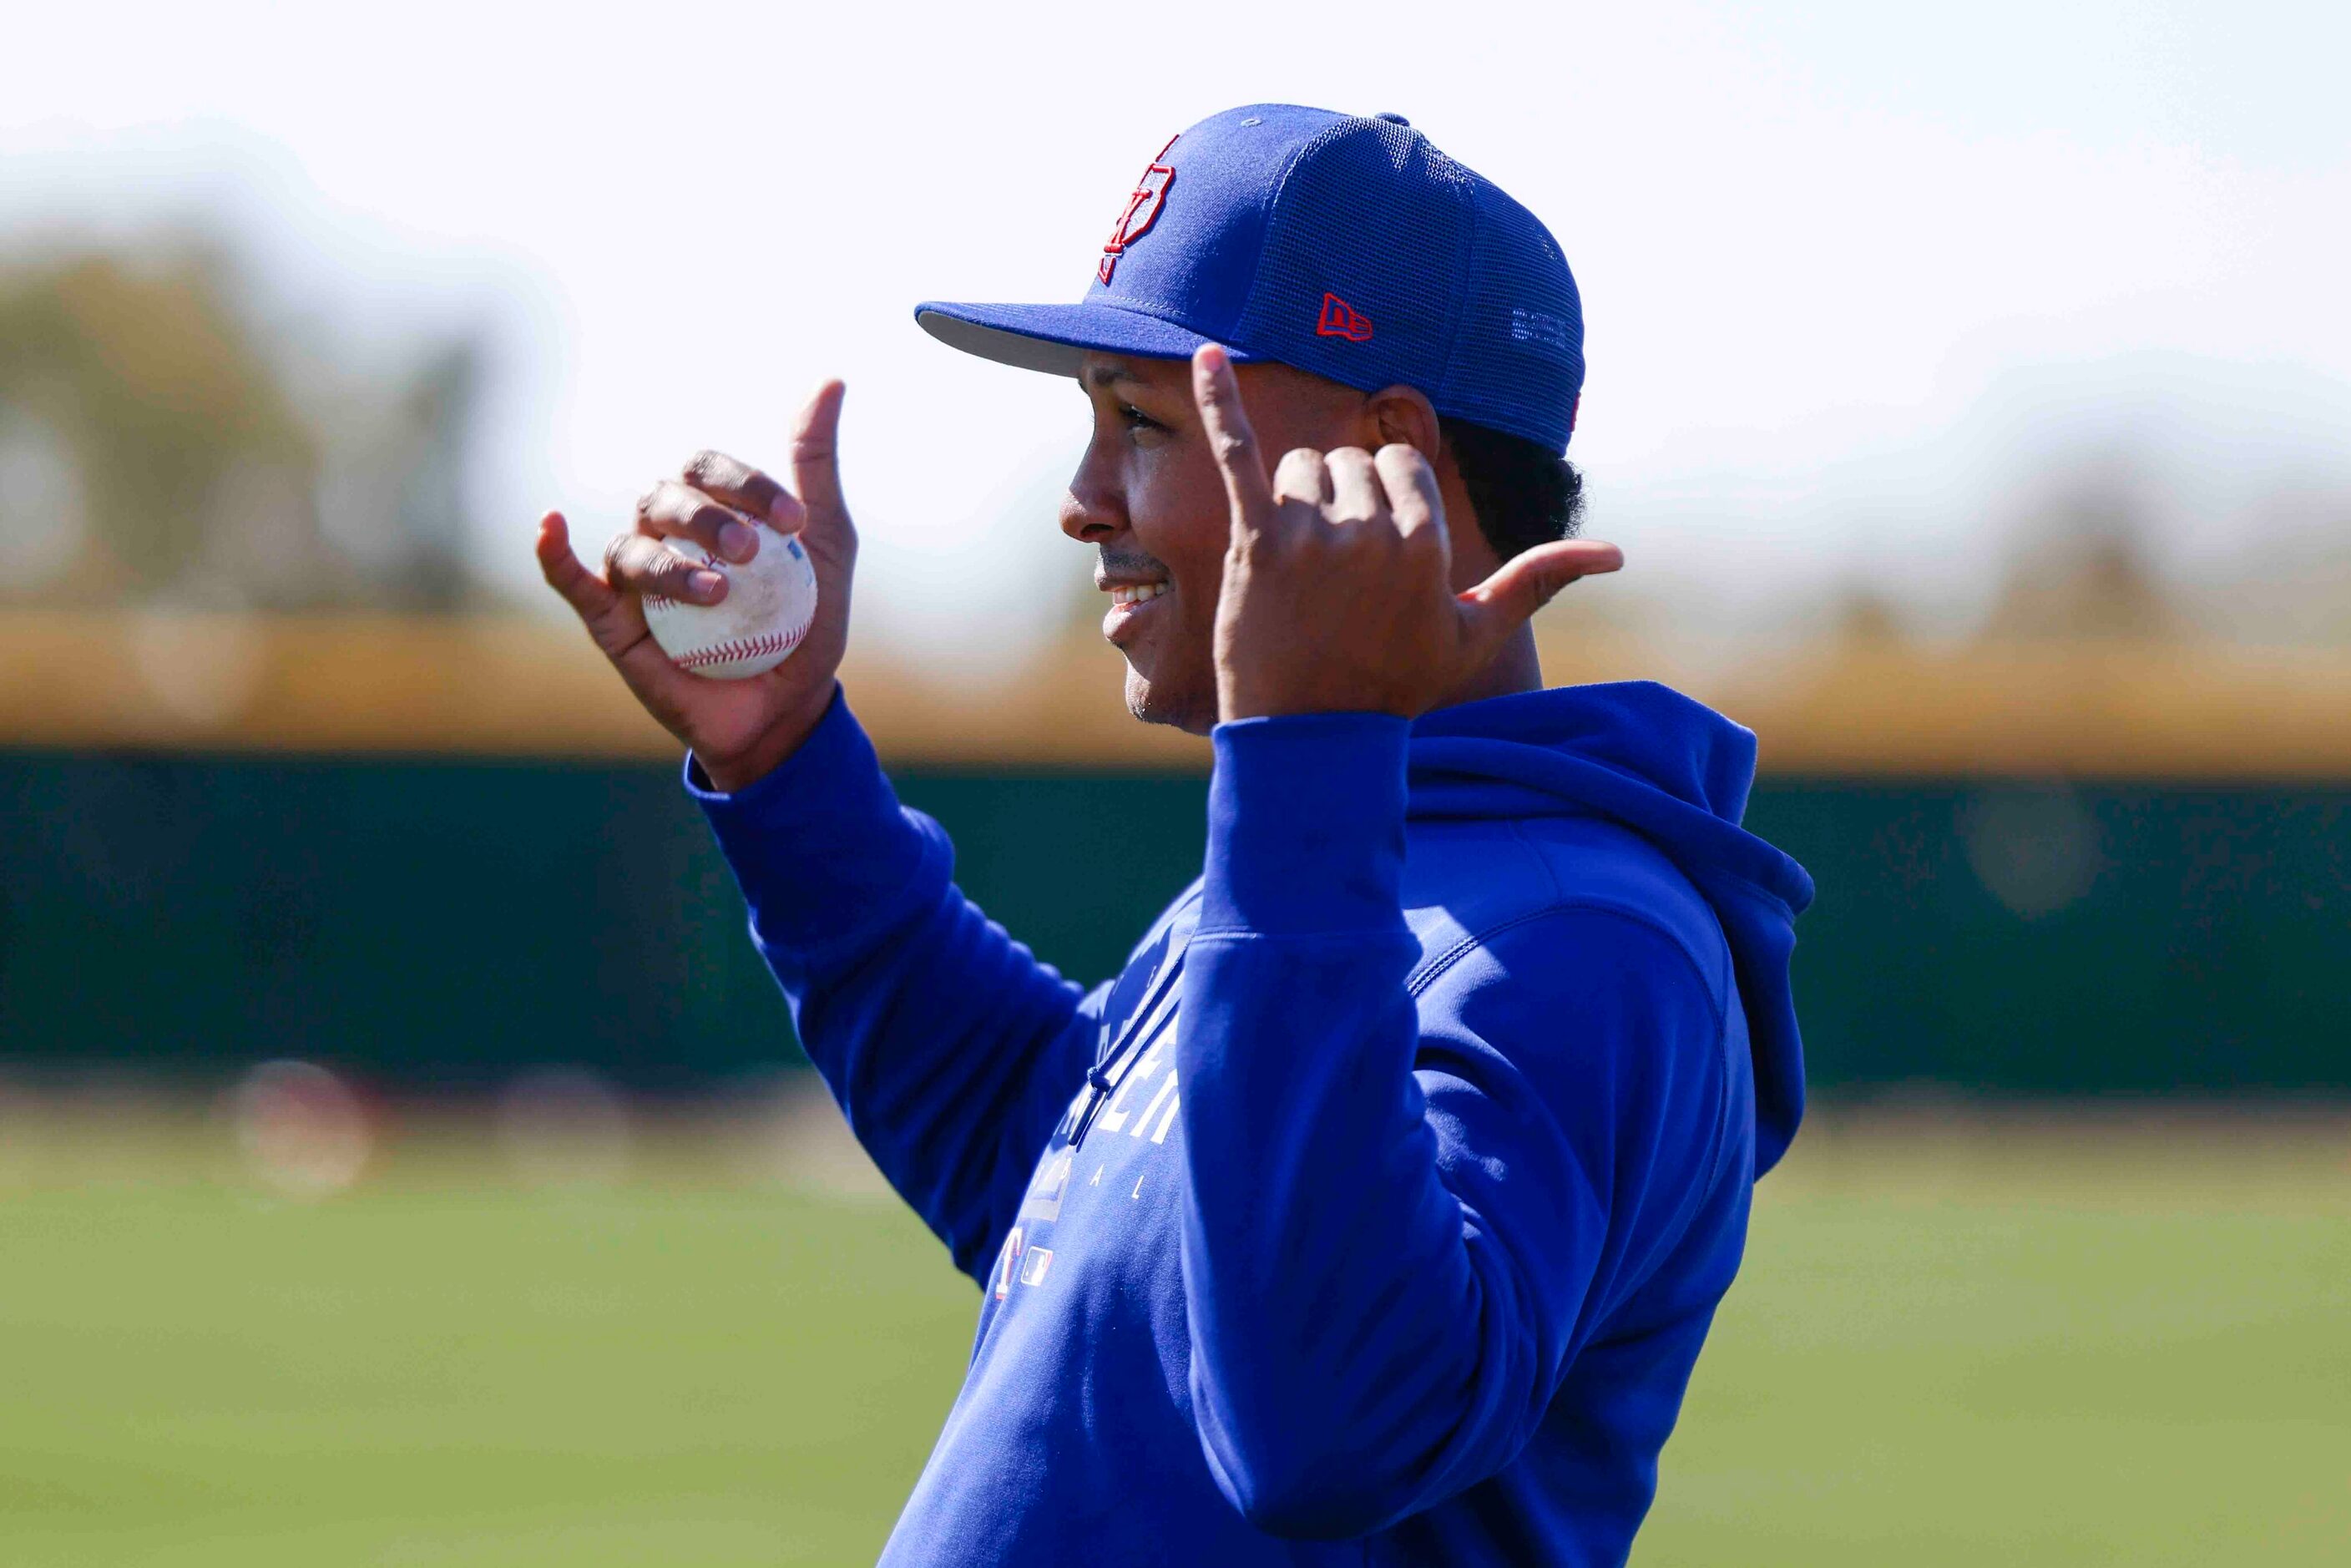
[790,380,850,527]
[1272,447,1332,509]
[1322,448,1385,527]
[1191,344,1272,529]
[1374,443,1444,547]
[680,448,805,536]
[539,510,673,673]
[536,511,619,620]
[1456,539,1625,649]
[637,479,764,564]
[605,533,729,605]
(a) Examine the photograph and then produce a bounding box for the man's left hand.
[1192,343,1624,725]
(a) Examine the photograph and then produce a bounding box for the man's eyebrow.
[1081,362,1148,390]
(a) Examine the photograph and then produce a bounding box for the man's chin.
[1121,664,1217,736]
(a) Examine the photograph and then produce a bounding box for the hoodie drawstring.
[1069,951,1185,1151]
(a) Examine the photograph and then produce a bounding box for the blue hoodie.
[690,680,1813,1566]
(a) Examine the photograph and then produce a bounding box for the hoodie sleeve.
[690,686,1103,1282]
[1176,712,1731,1539]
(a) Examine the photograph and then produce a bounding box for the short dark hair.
[1439,416,1585,560]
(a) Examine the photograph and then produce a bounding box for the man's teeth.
[1110,583,1169,606]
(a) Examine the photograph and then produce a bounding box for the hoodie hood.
[1408,682,1813,1175]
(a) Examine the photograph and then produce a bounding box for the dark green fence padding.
[3,751,2344,1094]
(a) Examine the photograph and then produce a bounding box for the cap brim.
[914,301,1257,377]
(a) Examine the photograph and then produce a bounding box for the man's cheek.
[1177,548,1226,611]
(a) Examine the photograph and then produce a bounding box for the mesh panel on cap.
[1438,181,1585,452]
[1232,119,1473,401]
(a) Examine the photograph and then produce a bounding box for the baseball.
[643,524,819,680]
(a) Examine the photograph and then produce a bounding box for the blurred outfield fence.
[4,614,2348,1093]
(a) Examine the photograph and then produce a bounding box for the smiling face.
[1061,352,1491,733]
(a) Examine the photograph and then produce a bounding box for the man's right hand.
[535,380,857,792]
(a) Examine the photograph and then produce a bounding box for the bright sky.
[7,0,2348,655]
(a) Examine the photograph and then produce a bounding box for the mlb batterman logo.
[1099,135,1178,285]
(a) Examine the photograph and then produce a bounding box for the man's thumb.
[1457,539,1625,646]
[791,380,850,523]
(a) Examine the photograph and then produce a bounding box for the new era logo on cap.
[1315,293,1373,342]
[914,104,1586,454]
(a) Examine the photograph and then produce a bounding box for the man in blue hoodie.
[536,104,1813,1566]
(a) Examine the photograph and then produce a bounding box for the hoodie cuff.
[685,685,940,951]
[1200,712,1412,939]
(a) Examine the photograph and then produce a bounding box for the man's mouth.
[1100,579,1171,645]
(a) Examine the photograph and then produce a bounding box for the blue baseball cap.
[915,104,1585,453]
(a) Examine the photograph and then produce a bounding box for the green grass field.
[3,1104,2345,1565]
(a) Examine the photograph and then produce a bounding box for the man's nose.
[1059,465,1123,544]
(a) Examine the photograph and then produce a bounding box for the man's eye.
[1118,403,1165,433]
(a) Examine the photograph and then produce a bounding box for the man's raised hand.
[1191,344,1621,725]
[535,380,858,791]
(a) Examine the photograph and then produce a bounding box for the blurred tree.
[0,244,481,609]
[1828,585,1909,647]
[1979,471,2185,643]
[388,342,481,609]
[0,249,316,603]
[315,339,483,610]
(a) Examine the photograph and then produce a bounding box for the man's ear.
[1366,384,1443,462]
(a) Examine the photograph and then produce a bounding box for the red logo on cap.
[1100,135,1178,286]
[1316,293,1374,342]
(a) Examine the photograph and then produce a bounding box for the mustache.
[1096,549,1169,579]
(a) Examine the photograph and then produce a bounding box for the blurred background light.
[226,1059,374,1197]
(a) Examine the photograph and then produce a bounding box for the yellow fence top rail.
[5,610,2350,776]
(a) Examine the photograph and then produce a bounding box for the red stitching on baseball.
[672,619,811,670]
